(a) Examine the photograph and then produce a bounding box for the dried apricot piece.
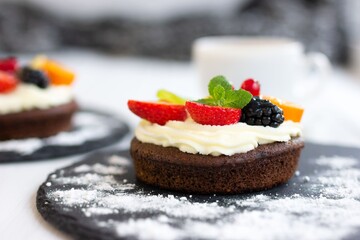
[263,96,304,122]
[30,55,75,85]
[43,60,75,85]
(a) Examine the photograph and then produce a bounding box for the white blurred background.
[0,0,358,64]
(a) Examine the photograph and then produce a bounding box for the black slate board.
[0,109,129,163]
[36,143,360,240]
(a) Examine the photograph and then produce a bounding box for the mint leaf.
[224,89,252,108]
[208,76,232,97]
[223,91,240,106]
[213,85,226,101]
[201,75,253,109]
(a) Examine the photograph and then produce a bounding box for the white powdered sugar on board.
[314,156,360,199]
[316,156,358,169]
[43,155,360,240]
[73,163,127,175]
[0,138,43,154]
[114,218,184,240]
[108,155,131,166]
[0,112,113,154]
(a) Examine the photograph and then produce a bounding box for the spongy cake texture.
[131,137,304,194]
[0,101,77,140]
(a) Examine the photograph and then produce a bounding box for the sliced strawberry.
[186,101,241,126]
[0,57,18,73]
[0,71,18,93]
[128,100,187,125]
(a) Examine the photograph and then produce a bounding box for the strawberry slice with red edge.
[186,101,241,126]
[128,100,187,125]
[0,71,18,93]
[0,57,18,73]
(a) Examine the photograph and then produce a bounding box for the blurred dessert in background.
[0,55,77,140]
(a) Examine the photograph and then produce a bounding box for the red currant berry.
[0,71,18,93]
[0,57,18,73]
[240,78,260,96]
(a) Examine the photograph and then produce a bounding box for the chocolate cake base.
[0,101,78,140]
[131,137,305,194]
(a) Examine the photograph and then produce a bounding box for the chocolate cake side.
[131,137,304,194]
[0,100,78,140]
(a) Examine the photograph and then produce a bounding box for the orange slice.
[30,55,75,85]
[43,60,75,85]
[263,96,304,122]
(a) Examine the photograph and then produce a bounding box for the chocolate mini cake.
[131,137,304,194]
[0,100,77,140]
[0,55,77,140]
[128,76,305,194]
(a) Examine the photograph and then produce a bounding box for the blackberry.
[19,66,49,89]
[241,97,284,128]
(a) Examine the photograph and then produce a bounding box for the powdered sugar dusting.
[108,155,130,166]
[40,154,360,240]
[50,189,99,205]
[314,156,360,199]
[115,218,183,240]
[316,156,358,169]
[73,163,127,175]
[0,138,43,154]
[83,207,119,217]
[0,112,114,155]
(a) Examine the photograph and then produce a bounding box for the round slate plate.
[0,109,129,163]
[36,143,360,240]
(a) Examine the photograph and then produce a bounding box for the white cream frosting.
[0,83,74,114]
[135,119,302,156]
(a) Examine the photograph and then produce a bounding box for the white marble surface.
[1,49,360,240]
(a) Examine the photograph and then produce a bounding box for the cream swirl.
[0,83,74,114]
[135,119,302,156]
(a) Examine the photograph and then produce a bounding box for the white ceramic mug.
[192,36,331,102]
[350,42,360,79]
